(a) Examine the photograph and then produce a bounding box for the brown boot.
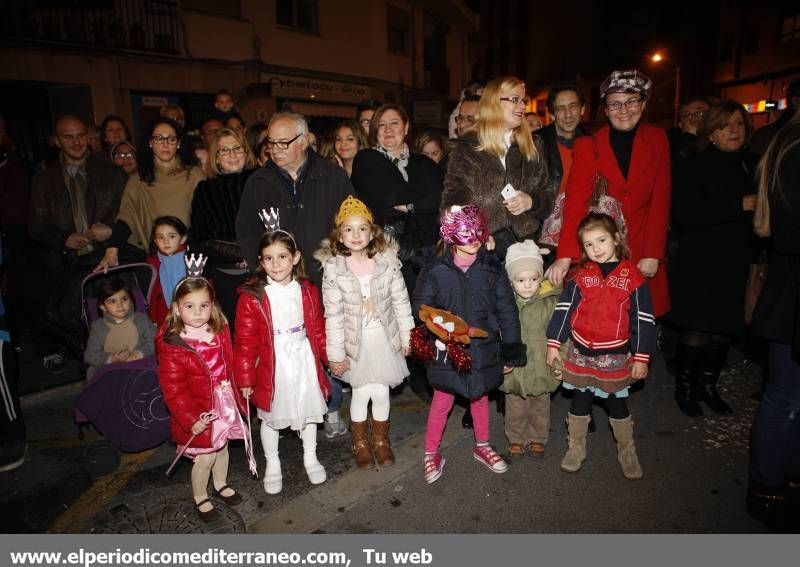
[350,420,374,469]
[608,416,643,480]
[371,419,395,467]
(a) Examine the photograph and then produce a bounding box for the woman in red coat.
[157,277,253,522]
[547,70,671,318]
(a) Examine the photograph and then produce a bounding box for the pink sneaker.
[423,453,445,484]
[473,444,508,473]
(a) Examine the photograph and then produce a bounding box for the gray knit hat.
[505,240,548,279]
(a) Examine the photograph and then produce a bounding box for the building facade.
[0,0,478,162]
[715,1,800,129]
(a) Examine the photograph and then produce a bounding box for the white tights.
[190,445,230,504]
[260,421,320,469]
[350,383,390,422]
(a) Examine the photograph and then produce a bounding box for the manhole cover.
[92,486,246,533]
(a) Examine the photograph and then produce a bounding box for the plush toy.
[410,305,488,374]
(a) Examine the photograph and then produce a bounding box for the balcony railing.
[1,0,183,55]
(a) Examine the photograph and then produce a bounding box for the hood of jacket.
[314,237,401,275]
[515,278,561,309]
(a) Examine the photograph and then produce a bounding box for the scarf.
[180,323,216,344]
[158,250,187,305]
[375,144,410,181]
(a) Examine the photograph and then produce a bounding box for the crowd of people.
[0,73,799,532]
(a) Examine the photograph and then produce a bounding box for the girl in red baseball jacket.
[546,212,655,480]
[234,230,330,496]
[157,275,253,523]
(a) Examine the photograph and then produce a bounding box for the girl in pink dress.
[157,275,255,522]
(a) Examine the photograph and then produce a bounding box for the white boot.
[263,458,283,494]
[302,423,327,485]
[261,422,282,494]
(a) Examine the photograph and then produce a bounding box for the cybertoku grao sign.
[266,74,371,103]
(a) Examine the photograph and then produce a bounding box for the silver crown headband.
[171,253,212,303]
[184,253,208,278]
[258,207,297,247]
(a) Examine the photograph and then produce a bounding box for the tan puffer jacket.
[316,241,414,363]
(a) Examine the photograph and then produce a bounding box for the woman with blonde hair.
[748,116,800,530]
[441,76,552,259]
[189,127,257,328]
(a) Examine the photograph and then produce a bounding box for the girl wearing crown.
[315,196,415,470]
[235,213,331,495]
[157,254,255,522]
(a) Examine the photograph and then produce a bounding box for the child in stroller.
[83,276,156,379]
[75,263,170,464]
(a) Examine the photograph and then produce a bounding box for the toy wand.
[165,411,218,477]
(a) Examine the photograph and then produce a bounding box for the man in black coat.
[235,111,354,287]
[536,82,587,199]
[30,115,126,274]
[236,111,354,440]
[29,115,127,364]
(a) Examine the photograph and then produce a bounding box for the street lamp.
[650,52,680,127]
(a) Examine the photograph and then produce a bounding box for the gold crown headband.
[335,195,374,226]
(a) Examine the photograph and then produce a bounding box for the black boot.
[747,481,786,532]
[674,343,704,417]
[698,341,733,414]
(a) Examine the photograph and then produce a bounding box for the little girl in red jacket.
[157,269,254,522]
[546,212,656,480]
[147,216,188,325]
[235,229,330,496]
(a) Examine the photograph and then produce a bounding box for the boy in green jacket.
[501,240,563,458]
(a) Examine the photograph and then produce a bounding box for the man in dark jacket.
[236,111,354,439]
[29,115,127,365]
[29,115,126,274]
[536,82,587,199]
[236,111,354,286]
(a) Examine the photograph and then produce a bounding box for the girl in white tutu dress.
[316,196,414,469]
[235,229,331,495]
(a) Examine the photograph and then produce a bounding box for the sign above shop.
[264,74,372,103]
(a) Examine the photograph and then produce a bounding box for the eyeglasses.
[499,96,531,107]
[680,110,704,121]
[455,114,476,125]
[113,152,135,160]
[265,133,303,151]
[606,97,642,112]
[217,145,245,157]
[151,135,179,145]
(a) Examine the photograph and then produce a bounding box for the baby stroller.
[74,263,170,475]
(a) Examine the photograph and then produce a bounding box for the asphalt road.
[0,350,770,534]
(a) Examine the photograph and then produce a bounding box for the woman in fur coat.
[441,76,553,260]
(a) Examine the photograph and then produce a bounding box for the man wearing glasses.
[454,94,480,139]
[668,96,711,161]
[236,111,354,286]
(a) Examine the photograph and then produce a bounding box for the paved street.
[1,350,768,534]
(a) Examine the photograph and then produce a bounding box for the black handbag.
[383,212,424,263]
